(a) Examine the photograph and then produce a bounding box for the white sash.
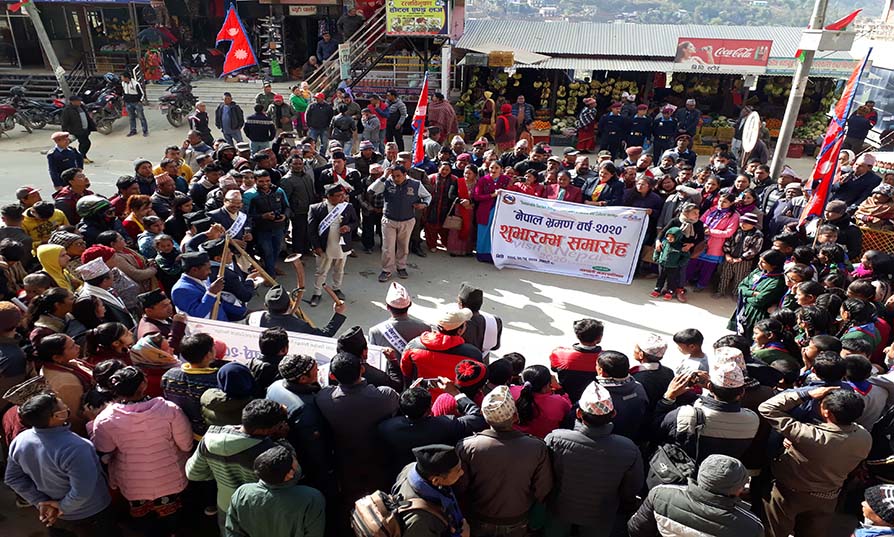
[480,312,499,358]
[226,211,247,237]
[380,321,409,353]
[318,202,349,236]
[247,311,264,327]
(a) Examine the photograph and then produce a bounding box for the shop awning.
[461,41,550,66]
[512,57,676,72]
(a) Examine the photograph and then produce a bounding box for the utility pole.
[769,0,829,179]
[22,1,71,98]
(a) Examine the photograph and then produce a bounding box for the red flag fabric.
[7,0,30,12]
[795,9,862,61]
[215,6,257,77]
[412,73,430,167]
[799,50,871,225]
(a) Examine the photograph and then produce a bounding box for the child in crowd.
[651,227,687,301]
[795,280,826,309]
[716,212,763,299]
[817,243,850,280]
[844,354,886,428]
[502,352,526,385]
[752,318,798,368]
[154,234,181,292]
[780,264,816,310]
[137,216,164,259]
[856,485,894,537]
[672,328,707,374]
[630,333,673,411]
[549,319,602,403]
[790,246,819,277]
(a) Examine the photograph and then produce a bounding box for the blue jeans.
[256,228,285,275]
[308,127,329,155]
[250,140,271,153]
[223,131,243,145]
[126,102,148,134]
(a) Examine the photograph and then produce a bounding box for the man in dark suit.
[201,237,259,310]
[207,189,252,246]
[830,152,882,209]
[59,95,95,164]
[308,183,358,307]
[74,257,135,329]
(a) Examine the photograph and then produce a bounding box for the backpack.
[646,407,705,488]
[352,490,448,537]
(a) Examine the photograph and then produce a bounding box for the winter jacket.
[266,381,333,494]
[581,176,625,206]
[161,364,219,438]
[401,331,483,388]
[378,394,485,480]
[509,385,572,439]
[330,113,356,142]
[701,208,740,258]
[654,234,688,269]
[759,390,872,494]
[200,388,252,427]
[90,397,193,501]
[60,104,95,136]
[305,102,334,131]
[243,112,276,143]
[316,379,399,500]
[455,428,553,524]
[596,376,650,440]
[186,425,281,511]
[281,169,317,215]
[631,363,675,412]
[386,97,408,128]
[215,102,244,132]
[628,481,763,537]
[47,146,84,188]
[392,463,453,537]
[307,200,358,254]
[549,344,600,404]
[723,227,764,260]
[654,395,759,464]
[545,422,643,530]
[227,480,326,537]
[249,188,290,232]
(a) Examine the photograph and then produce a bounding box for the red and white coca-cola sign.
[674,38,773,67]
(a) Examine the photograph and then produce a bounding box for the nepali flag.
[795,9,862,62]
[216,5,257,77]
[411,73,430,167]
[7,0,30,12]
[799,49,872,226]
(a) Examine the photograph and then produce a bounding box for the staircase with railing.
[303,5,388,95]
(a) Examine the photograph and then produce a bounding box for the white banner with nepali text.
[185,316,387,386]
[490,191,649,285]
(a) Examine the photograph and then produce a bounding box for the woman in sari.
[472,161,511,263]
[448,166,478,257]
[36,244,80,292]
[855,184,894,231]
[122,194,155,242]
[425,162,459,252]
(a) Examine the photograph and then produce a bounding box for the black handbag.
[646,407,705,488]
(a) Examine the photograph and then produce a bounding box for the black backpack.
[646,407,705,488]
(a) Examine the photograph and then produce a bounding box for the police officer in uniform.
[597,101,630,160]
[651,106,678,160]
[626,104,652,150]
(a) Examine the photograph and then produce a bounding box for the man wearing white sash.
[457,282,503,362]
[368,282,429,357]
[208,190,252,246]
[307,183,358,307]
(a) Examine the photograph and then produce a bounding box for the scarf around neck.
[408,465,464,537]
[678,213,698,238]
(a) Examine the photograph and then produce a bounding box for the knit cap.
[217,362,256,398]
[48,231,83,248]
[865,485,894,525]
[481,385,516,424]
[81,244,115,264]
[454,359,487,388]
[697,455,747,495]
[279,354,316,381]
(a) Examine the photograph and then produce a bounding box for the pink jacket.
[701,209,739,257]
[509,384,573,439]
[91,397,193,501]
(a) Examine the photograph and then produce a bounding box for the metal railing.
[304,5,387,95]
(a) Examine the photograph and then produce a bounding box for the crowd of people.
[1,85,894,537]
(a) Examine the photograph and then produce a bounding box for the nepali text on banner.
[490,191,649,285]
[185,316,387,386]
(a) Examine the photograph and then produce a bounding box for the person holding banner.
[308,184,358,307]
[169,252,232,321]
[472,162,511,263]
[581,162,625,207]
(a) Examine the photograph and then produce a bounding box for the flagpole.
[769,0,829,180]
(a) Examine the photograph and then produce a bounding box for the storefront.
[453,20,861,148]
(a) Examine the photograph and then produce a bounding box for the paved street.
[0,107,861,537]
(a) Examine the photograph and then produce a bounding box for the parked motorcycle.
[85,74,124,135]
[0,99,33,135]
[8,86,64,129]
[159,75,197,128]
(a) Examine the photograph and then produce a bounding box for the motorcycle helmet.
[102,73,120,85]
[9,86,25,97]
[76,195,112,218]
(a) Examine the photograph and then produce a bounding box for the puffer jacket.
[401,331,482,392]
[654,395,759,464]
[701,208,739,257]
[596,376,649,441]
[545,422,643,531]
[90,397,193,501]
[627,481,763,537]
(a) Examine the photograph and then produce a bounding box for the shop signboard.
[32,0,151,3]
[386,0,448,36]
[766,57,867,78]
[490,191,648,285]
[287,5,317,15]
[673,37,773,74]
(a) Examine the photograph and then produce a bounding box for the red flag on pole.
[798,49,872,226]
[412,73,430,167]
[7,0,31,12]
[215,5,257,77]
[795,9,862,61]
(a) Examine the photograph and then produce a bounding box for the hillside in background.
[471,0,883,27]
